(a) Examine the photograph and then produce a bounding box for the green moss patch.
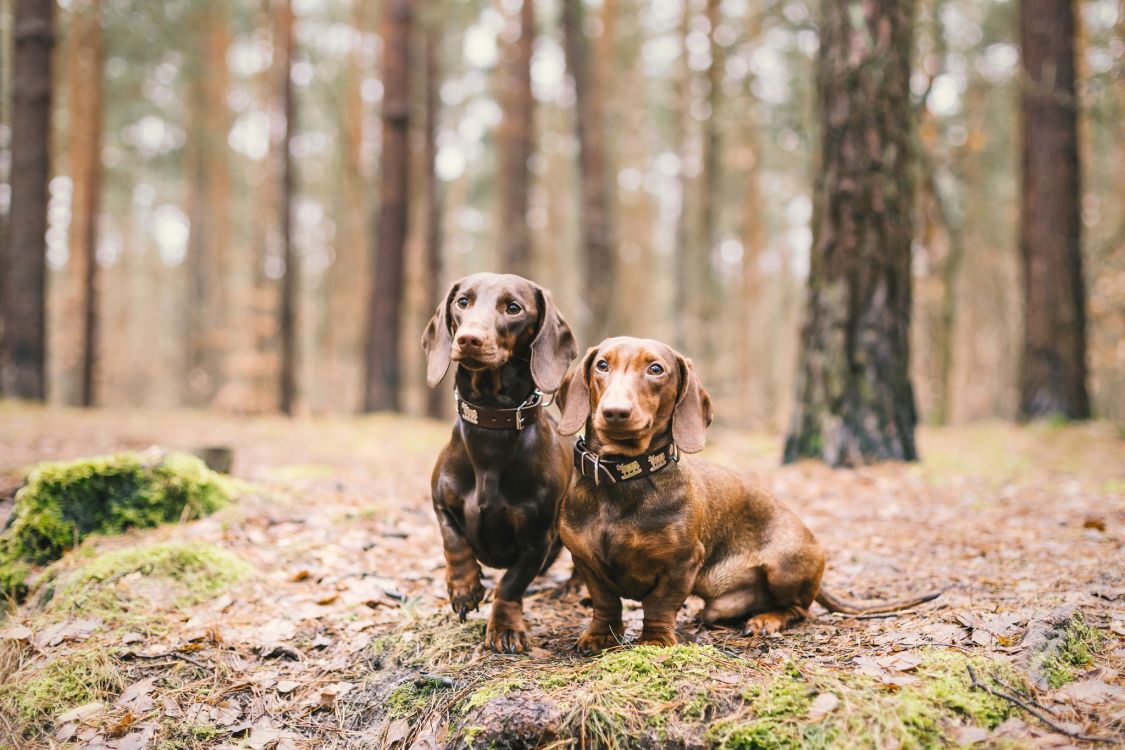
[0,451,234,599]
[352,609,1035,750]
[0,648,123,735]
[1031,613,1103,689]
[42,541,252,626]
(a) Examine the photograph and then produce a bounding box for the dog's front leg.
[573,559,624,655]
[435,506,485,622]
[637,546,703,647]
[485,542,551,654]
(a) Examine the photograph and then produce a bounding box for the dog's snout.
[599,402,634,424]
[456,331,485,350]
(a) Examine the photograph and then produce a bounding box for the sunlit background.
[1,0,1122,424]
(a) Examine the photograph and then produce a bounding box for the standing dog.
[423,273,578,653]
[556,337,938,654]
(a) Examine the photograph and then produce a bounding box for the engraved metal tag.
[617,461,642,479]
[461,404,479,424]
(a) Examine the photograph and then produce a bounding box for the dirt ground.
[0,403,1122,749]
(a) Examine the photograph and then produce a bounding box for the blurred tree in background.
[0,0,1122,455]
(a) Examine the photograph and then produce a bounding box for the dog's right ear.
[557,347,598,435]
[421,282,460,388]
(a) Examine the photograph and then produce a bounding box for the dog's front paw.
[485,599,529,654]
[448,577,486,622]
[485,622,529,654]
[634,628,677,647]
[576,629,622,655]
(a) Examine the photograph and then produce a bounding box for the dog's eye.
[648,363,665,376]
[456,296,470,309]
[595,359,610,373]
[506,302,522,315]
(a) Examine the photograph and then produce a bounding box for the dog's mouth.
[452,346,508,371]
[591,420,657,454]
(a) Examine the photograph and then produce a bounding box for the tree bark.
[277,0,297,415]
[561,0,614,341]
[184,2,232,406]
[1,0,53,400]
[696,0,722,359]
[67,0,102,407]
[363,0,411,412]
[498,0,533,275]
[424,18,445,419]
[1018,0,1090,419]
[671,0,691,351]
[783,0,918,467]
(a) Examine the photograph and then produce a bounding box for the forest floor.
[0,403,1123,749]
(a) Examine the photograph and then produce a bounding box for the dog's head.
[557,337,713,455]
[421,272,577,392]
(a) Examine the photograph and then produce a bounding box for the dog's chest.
[564,501,683,600]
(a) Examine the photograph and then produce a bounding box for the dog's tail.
[815,587,941,615]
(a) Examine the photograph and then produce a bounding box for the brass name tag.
[617,461,642,479]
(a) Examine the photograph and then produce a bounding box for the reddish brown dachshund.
[556,337,938,654]
[422,273,578,653]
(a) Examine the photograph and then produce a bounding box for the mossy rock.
[43,541,253,624]
[0,451,234,599]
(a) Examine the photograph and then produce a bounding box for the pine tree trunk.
[277,0,297,415]
[424,18,445,419]
[671,0,691,351]
[184,3,232,406]
[1,0,53,400]
[498,0,533,275]
[562,0,614,341]
[696,0,722,358]
[68,0,102,407]
[363,0,411,412]
[1018,0,1090,419]
[784,0,918,467]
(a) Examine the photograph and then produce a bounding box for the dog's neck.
[454,356,536,410]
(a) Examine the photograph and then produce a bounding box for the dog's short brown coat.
[557,337,936,654]
[423,272,578,653]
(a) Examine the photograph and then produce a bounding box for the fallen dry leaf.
[57,701,106,724]
[808,692,839,721]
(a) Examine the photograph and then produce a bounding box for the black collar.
[573,437,679,485]
[454,388,544,430]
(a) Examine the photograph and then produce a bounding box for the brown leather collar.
[455,388,543,430]
[573,437,679,485]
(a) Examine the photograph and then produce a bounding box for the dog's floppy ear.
[530,287,578,393]
[672,355,713,453]
[557,347,598,436]
[421,282,460,388]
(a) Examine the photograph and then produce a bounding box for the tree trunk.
[363,0,411,412]
[67,0,102,407]
[1018,0,1089,419]
[277,0,297,415]
[671,0,691,351]
[561,0,614,342]
[184,3,232,406]
[696,0,721,358]
[498,0,533,275]
[783,0,918,467]
[1,0,53,400]
[424,18,445,419]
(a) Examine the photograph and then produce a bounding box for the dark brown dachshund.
[556,337,938,654]
[422,273,578,653]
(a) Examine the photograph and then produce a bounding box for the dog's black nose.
[456,332,485,350]
[599,403,633,424]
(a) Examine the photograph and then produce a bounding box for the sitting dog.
[556,336,938,654]
[422,272,578,653]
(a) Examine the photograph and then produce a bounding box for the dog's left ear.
[421,282,459,388]
[672,355,713,453]
[557,347,598,436]
[530,287,578,393]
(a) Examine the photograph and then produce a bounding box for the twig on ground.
[966,665,1114,744]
